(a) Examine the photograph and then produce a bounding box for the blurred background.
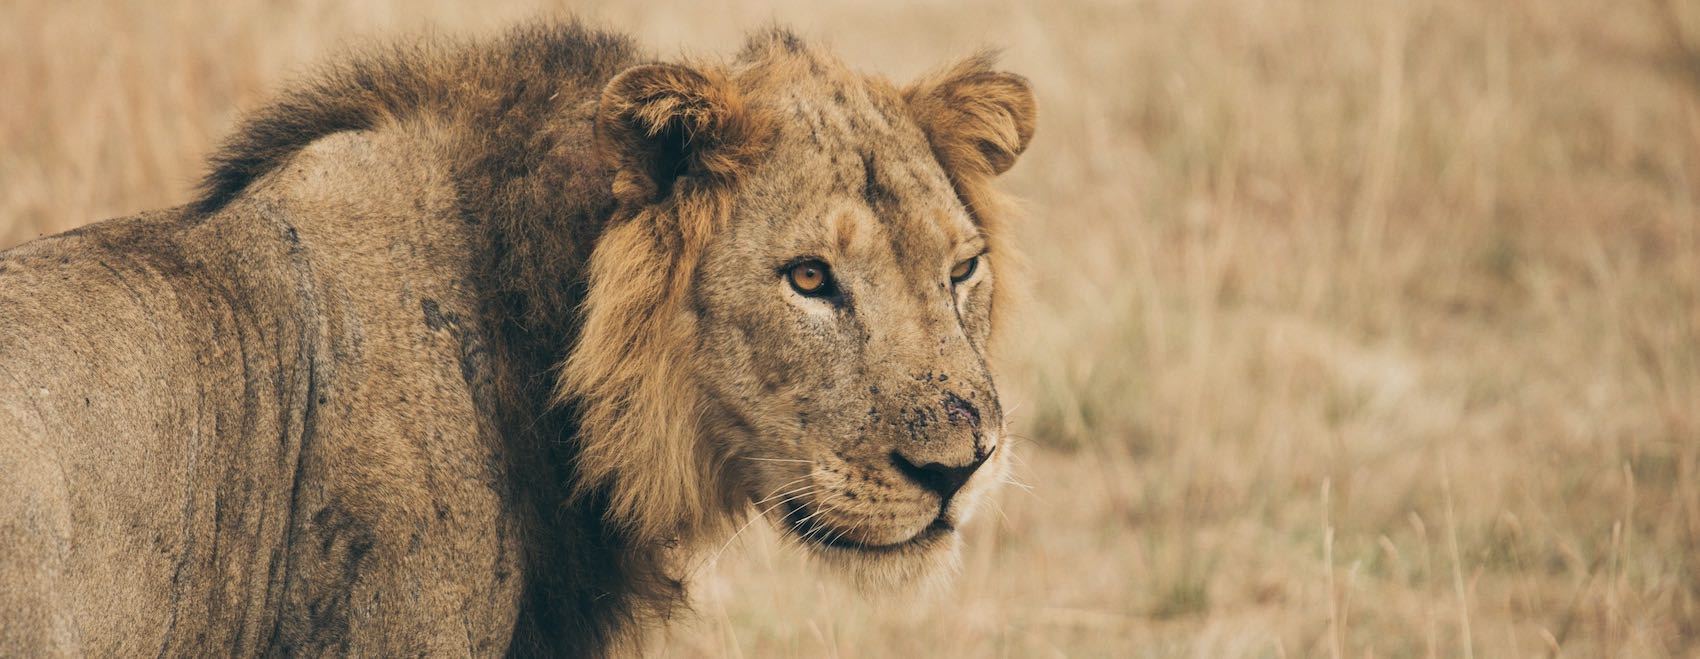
[4,0,1698,656]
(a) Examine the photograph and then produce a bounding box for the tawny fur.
[0,20,1035,657]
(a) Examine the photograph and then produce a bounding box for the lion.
[0,21,1035,656]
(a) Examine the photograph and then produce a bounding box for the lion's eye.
[786,260,835,297]
[949,255,979,284]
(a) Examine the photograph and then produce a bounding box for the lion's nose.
[890,447,992,503]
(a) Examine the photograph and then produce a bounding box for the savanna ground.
[4,0,1699,656]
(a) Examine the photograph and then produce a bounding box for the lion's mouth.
[779,501,954,554]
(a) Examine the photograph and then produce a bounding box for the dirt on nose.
[941,392,981,431]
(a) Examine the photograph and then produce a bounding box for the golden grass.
[4,0,1698,656]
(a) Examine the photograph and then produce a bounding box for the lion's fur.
[558,61,771,551]
[0,20,1035,656]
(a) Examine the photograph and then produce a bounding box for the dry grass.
[5,0,1699,656]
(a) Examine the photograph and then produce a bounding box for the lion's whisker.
[995,449,1032,476]
[700,485,819,570]
[792,503,832,529]
[750,474,814,506]
[804,492,854,547]
[999,476,1035,493]
[1004,434,1041,448]
[988,498,1014,527]
[822,524,852,548]
[750,485,817,518]
[788,498,846,543]
[750,484,810,509]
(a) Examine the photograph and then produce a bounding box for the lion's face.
[693,76,1007,582]
[570,31,1034,591]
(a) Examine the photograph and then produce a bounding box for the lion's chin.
[780,515,963,593]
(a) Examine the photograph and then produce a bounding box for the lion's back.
[0,128,528,654]
[0,208,303,654]
[0,20,640,654]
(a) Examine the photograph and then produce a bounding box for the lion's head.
[560,30,1035,588]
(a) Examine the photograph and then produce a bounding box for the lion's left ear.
[905,54,1037,179]
[596,62,769,204]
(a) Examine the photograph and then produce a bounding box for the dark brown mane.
[198,21,686,655]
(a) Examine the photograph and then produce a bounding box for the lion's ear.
[905,54,1037,178]
[596,63,768,203]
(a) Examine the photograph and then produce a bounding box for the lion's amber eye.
[787,260,834,297]
[950,255,979,284]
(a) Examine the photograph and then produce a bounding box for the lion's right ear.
[596,63,769,204]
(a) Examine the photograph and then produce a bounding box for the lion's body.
[0,20,1035,658]
[0,26,650,655]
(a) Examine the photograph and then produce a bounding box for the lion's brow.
[834,209,864,253]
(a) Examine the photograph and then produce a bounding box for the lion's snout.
[889,445,992,503]
[878,380,1000,507]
